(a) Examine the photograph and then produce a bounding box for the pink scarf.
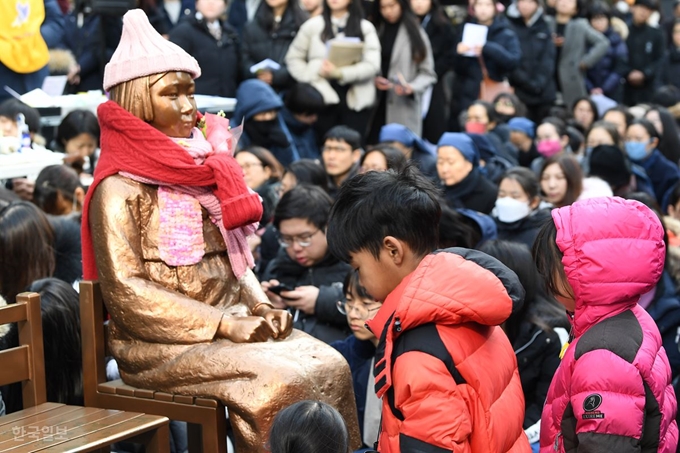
[121,127,258,279]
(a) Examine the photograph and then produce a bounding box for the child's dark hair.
[324,126,362,151]
[532,219,568,298]
[268,400,351,453]
[56,109,100,148]
[0,202,55,303]
[501,167,540,201]
[284,83,326,116]
[284,159,329,190]
[470,100,500,125]
[327,165,441,263]
[629,118,660,141]
[438,204,477,249]
[33,165,84,215]
[480,240,566,343]
[361,144,408,171]
[28,278,83,406]
[0,99,41,133]
[343,270,372,300]
[274,184,334,230]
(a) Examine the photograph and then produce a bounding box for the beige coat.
[382,23,437,137]
[89,175,360,453]
[285,15,381,111]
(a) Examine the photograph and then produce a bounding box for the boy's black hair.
[0,99,41,133]
[267,400,350,453]
[285,159,329,191]
[343,269,373,301]
[284,83,325,116]
[327,165,442,263]
[323,125,362,151]
[438,204,477,249]
[586,1,612,20]
[273,184,333,230]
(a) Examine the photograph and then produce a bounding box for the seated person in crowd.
[50,109,100,183]
[0,99,50,200]
[508,117,540,169]
[378,123,438,180]
[437,132,497,214]
[233,79,299,166]
[321,126,362,199]
[281,83,325,160]
[261,185,351,344]
[331,271,382,451]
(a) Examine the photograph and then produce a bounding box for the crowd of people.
[2,0,680,451]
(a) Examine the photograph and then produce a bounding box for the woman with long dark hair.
[367,0,436,142]
[241,0,307,92]
[410,0,455,143]
[645,105,680,165]
[286,0,381,141]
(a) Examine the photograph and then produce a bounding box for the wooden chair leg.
[201,409,228,453]
[129,424,171,453]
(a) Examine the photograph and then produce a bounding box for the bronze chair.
[79,281,228,453]
[0,292,170,453]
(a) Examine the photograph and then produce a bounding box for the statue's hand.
[262,309,293,340]
[217,316,276,343]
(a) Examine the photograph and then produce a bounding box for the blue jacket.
[635,149,680,207]
[585,28,628,100]
[330,336,376,439]
[646,271,680,379]
[233,79,300,166]
[42,0,66,49]
[280,108,319,160]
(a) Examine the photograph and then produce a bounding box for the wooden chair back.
[0,293,47,408]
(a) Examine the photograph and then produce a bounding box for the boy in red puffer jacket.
[326,165,531,452]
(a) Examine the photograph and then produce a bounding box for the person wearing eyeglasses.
[331,271,383,452]
[321,126,363,199]
[261,184,352,343]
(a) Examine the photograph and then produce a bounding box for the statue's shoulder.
[93,174,157,206]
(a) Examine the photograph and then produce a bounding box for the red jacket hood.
[366,248,525,339]
[552,197,665,337]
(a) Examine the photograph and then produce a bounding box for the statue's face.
[148,71,197,138]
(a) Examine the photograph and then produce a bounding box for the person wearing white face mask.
[493,167,552,249]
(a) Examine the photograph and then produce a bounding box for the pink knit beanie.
[103,9,201,91]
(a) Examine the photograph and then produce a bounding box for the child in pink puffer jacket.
[533,197,678,452]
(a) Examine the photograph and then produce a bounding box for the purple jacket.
[540,198,678,452]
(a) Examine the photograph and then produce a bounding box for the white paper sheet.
[249,59,281,74]
[461,23,488,57]
[41,75,68,97]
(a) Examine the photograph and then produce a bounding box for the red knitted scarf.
[81,101,262,280]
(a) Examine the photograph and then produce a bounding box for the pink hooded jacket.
[540,197,679,452]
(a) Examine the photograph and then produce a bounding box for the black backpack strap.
[386,323,466,421]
